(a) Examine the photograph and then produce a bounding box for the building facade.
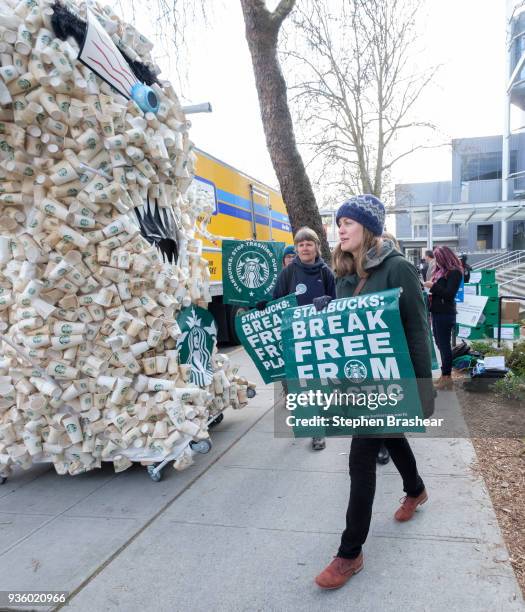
[394,134,525,263]
[395,1,525,262]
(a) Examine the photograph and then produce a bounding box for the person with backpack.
[269,226,336,451]
[313,194,434,590]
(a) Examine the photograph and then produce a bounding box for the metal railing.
[473,250,525,270]
[499,271,525,287]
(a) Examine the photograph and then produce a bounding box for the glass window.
[478,153,500,180]
[476,224,493,249]
[461,154,479,182]
[461,152,503,181]
[414,224,428,238]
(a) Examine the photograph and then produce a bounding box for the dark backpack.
[462,263,472,283]
[452,340,470,360]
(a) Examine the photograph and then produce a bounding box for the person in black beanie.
[281,244,296,267]
[314,194,433,590]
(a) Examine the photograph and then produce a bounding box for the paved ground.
[0,347,523,611]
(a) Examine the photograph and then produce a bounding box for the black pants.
[337,436,425,559]
[431,312,456,376]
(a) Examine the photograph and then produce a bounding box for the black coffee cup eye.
[147,90,158,109]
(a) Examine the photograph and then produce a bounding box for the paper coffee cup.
[179,364,191,383]
[23,431,43,456]
[130,341,149,357]
[50,334,84,350]
[113,455,132,472]
[155,355,168,373]
[147,378,175,392]
[46,360,78,380]
[110,377,132,405]
[177,420,200,437]
[101,439,120,459]
[126,318,145,337]
[153,420,168,439]
[63,414,83,444]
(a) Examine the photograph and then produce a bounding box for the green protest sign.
[222,239,284,306]
[176,306,217,387]
[281,288,435,437]
[235,294,298,384]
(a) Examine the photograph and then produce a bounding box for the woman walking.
[423,246,463,390]
[314,195,434,590]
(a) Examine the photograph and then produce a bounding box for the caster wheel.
[190,439,212,454]
[147,465,162,482]
[209,413,224,429]
[0,477,6,485]
[246,387,256,399]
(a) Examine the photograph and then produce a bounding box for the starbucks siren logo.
[236,251,270,289]
[344,359,367,383]
[226,241,280,298]
[295,283,307,295]
[176,306,217,387]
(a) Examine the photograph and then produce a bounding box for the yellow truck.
[193,148,293,342]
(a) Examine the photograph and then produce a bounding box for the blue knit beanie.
[283,245,296,257]
[336,194,385,236]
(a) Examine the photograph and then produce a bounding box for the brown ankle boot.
[315,553,364,589]
[394,489,428,521]
[434,375,453,390]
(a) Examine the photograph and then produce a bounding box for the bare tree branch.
[282,0,438,202]
[271,0,296,26]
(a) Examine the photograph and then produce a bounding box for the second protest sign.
[235,294,298,384]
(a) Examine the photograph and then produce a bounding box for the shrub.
[469,340,512,360]
[507,340,525,376]
[493,373,525,402]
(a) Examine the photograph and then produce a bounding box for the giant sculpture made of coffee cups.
[0,0,254,478]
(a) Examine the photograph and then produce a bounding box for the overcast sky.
[111,0,507,193]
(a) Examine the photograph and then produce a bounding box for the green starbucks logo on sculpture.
[176,306,217,387]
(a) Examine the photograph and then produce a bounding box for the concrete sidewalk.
[1,347,523,611]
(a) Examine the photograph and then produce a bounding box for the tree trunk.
[239,0,331,263]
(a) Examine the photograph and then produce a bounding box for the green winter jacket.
[336,240,435,416]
